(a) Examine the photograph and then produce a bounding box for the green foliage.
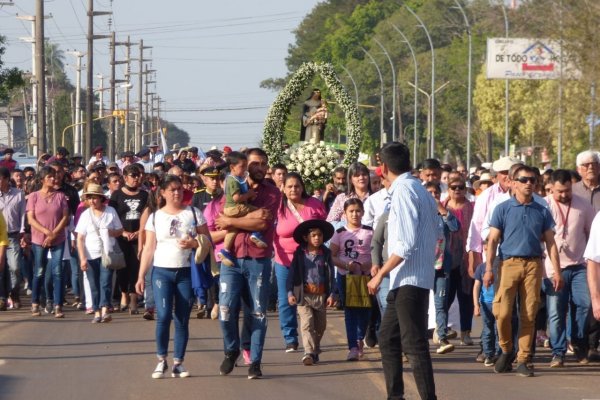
[0,36,24,103]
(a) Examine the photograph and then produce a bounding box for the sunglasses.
[449,185,465,191]
[516,176,537,184]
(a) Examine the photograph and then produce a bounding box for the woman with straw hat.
[75,182,124,323]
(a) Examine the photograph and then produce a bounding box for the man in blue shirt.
[485,164,563,377]
[368,142,439,400]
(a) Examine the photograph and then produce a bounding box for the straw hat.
[82,183,107,199]
[473,172,494,190]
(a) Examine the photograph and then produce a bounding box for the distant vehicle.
[12,152,38,169]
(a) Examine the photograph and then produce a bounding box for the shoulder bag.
[90,211,126,270]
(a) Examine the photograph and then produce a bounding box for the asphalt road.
[1,300,599,400]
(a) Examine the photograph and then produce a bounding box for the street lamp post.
[340,65,359,108]
[373,38,397,142]
[361,47,386,146]
[490,0,510,156]
[408,81,450,162]
[404,3,436,158]
[391,24,419,168]
[452,0,473,171]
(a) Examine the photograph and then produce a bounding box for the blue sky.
[1,0,321,152]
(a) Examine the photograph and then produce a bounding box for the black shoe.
[494,352,512,373]
[248,361,262,379]
[516,362,534,377]
[364,326,378,348]
[219,350,240,375]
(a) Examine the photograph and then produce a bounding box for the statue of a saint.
[301,88,328,142]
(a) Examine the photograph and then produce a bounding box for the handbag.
[345,274,371,308]
[90,212,126,270]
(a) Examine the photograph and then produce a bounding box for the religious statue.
[301,88,328,142]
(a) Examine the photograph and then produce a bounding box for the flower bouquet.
[283,140,340,192]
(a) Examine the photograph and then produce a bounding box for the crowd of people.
[1,140,600,400]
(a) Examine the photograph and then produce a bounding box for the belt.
[506,256,541,261]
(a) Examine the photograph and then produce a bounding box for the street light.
[404,3,436,158]
[391,24,419,167]
[490,0,510,156]
[373,38,396,141]
[340,65,359,108]
[361,46,386,146]
[408,81,450,161]
[452,0,473,171]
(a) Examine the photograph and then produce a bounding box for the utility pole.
[361,47,385,146]
[67,51,84,153]
[125,36,133,152]
[97,74,104,117]
[35,0,46,155]
[145,65,156,143]
[86,0,111,161]
[110,33,129,157]
[136,40,152,151]
[373,38,397,142]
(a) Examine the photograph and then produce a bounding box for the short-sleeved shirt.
[474,263,495,303]
[489,196,555,260]
[146,207,206,268]
[109,189,149,233]
[584,212,600,263]
[225,174,248,209]
[26,190,68,246]
[330,225,373,276]
[75,206,123,259]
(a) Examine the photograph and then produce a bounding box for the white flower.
[314,170,320,177]
[320,166,326,172]
[327,161,335,169]
[312,153,319,161]
[290,153,296,161]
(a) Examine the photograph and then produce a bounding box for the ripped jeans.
[219,257,271,364]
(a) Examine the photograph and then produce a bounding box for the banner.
[486,38,579,80]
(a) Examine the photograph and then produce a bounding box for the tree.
[0,35,24,103]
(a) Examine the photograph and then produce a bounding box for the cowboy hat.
[293,219,334,244]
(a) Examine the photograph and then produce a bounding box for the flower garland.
[283,141,341,192]
[262,62,362,166]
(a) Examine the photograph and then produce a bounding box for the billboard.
[486,38,579,80]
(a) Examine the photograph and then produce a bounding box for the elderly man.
[543,169,595,367]
[573,150,600,213]
[148,141,164,163]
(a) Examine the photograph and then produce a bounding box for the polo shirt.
[489,196,555,260]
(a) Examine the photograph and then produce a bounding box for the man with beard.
[323,166,347,213]
[543,169,595,367]
[215,148,281,380]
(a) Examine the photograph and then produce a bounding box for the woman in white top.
[136,175,210,379]
[75,183,124,323]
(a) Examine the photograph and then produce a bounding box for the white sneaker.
[152,359,168,379]
[171,363,190,378]
[347,347,359,361]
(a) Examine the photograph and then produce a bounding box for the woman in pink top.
[27,166,70,318]
[274,172,326,352]
[326,162,371,224]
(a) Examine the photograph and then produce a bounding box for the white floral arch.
[262,62,362,166]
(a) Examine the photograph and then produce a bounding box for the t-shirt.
[75,206,123,260]
[489,197,555,260]
[330,225,373,276]
[26,190,68,246]
[109,189,149,233]
[274,196,327,266]
[474,263,495,304]
[145,207,206,268]
[303,250,326,295]
[224,174,248,209]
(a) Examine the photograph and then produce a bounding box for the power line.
[169,121,263,125]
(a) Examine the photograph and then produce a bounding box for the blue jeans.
[152,266,193,362]
[0,236,22,301]
[336,274,371,349]
[480,301,500,357]
[144,266,155,310]
[274,262,298,345]
[544,265,591,357]
[85,258,113,311]
[219,257,271,363]
[376,276,391,315]
[69,247,81,298]
[433,270,450,340]
[31,243,65,306]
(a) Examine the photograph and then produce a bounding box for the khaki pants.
[492,257,542,363]
[297,293,327,355]
[222,203,257,250]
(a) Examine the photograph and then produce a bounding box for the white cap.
[492,156,522,173]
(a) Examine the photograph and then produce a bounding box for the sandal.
[129,309,139,315]
[31,304,41,317]
[91,316,102,323]
[54,306,65,318]
[101,314,112,323]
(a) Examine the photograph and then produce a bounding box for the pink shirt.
[274,197,326,266]
[204,194,226,262]
[330,225,373,276]
[466,183,507,253]
[544,194,595,277]
[26,190,68,246]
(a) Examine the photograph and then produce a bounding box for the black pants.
[379,285,437,400]
[116,239,139,295]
